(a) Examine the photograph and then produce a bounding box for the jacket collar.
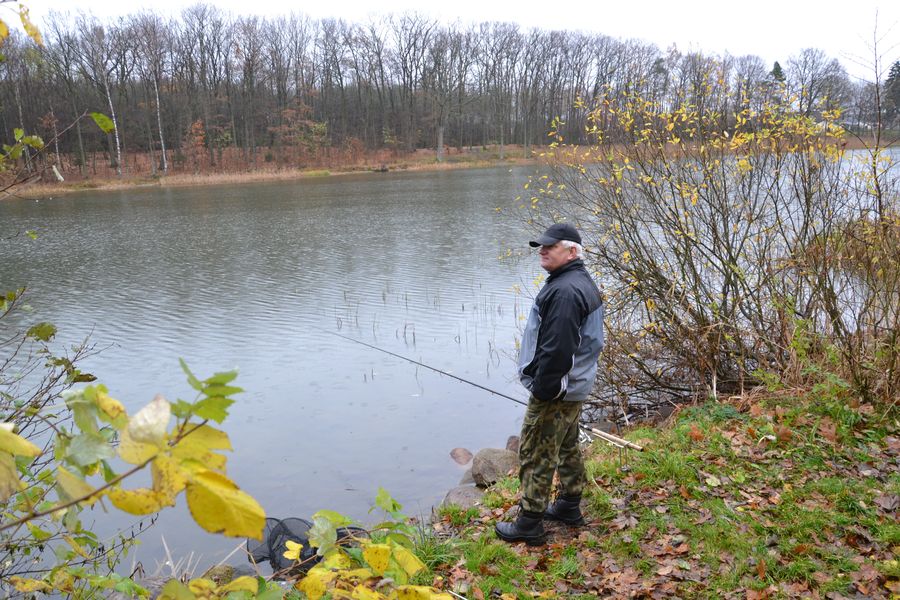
[546,258,584,282]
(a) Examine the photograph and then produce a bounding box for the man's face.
[539,241,577,272]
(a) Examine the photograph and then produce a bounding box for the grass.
[427,387,899,598]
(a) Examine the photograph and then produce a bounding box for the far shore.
[9,149,545,200]
[5,134,886,200]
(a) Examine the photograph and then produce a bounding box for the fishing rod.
[312,325,642,451]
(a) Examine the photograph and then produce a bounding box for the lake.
[0,166,544,571]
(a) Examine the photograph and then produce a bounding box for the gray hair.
[560,239,585,259]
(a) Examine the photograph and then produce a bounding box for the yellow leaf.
[170,425,230,472]
[351,584,387,599]
[394,585,454,600]
[19,5,42,46]
[185,470,265,539]
[0,423,42,457]
[218,576,258,594]
[118,424,160,465]
[320,548,353,569]
[0,452,23,501]
[362,542,391,575]
[9,576,52,593]
[187,578,216,594]
[56,466,100,506]
[128,394,170,445]
[63,535,92,559]
[390,543,426,577]
[107,486,166,515]
[152,454,187,506]
[51,569,74,593]
[0,19,9,43]
[283,539,304,561]
[94,390,126,422]
[343,568,375,580]
[295,569,335,600]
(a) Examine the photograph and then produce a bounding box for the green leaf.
[313,509,354,528]
[192,396,234,423]
[90,112,115,134]
[158,579,194,600]
[25,322,56,341]
[14,127,23,141]
[202,384,243,398]
[66,432,115,467]
[27,523,52,542]
[171,399,193,419]
[26,230,37,240]
[373,486,403,516]
[307,515,338,556]
[204,370,239,386]
[22,135,43,149]
[179,358,203,391]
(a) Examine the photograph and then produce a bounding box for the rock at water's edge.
[450,447,474,465]
[459,468,475,486]
[442,485,484,510]
[472,448,518,487]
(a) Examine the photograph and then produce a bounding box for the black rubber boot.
[495,509,546,545]
[544,494,585,526]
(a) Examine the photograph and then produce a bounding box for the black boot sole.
[494,525,547,546]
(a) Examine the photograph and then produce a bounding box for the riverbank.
[186,385,897,598]
[423,389,899,598]
[9,147,543,199]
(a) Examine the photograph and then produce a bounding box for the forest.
[1,5,894,181]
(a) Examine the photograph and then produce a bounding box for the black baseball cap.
[529,223,582,247]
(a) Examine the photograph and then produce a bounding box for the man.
[495,223,604,545]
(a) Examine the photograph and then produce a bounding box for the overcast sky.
[14,0,900,81]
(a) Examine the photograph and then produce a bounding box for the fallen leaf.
[688,424,704,442]
[757,558,767,580]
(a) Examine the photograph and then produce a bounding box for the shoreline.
[9,153,544,200]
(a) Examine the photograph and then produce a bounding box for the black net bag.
[246,517,317,572]
[246,518,371,575]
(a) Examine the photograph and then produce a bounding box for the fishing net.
[247,517,368,574]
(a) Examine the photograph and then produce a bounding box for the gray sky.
[14,0,900,81]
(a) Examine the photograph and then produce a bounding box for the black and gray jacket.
[517,259,604,402]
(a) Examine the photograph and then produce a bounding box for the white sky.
[14,0,900,81]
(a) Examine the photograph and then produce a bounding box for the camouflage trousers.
[518,396,585,514]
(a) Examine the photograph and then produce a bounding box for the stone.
[202,565,235,585]
[442,485,484,510]
[471,448,518,487]
[506,435,520,453]
[450,447,473,465]
[459,468,475,485]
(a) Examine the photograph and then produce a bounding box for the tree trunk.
[104,78,123,177]
[154,77,168,174]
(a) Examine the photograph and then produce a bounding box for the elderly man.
[495,223,605,545]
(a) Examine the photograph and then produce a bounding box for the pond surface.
[0,166,543,569]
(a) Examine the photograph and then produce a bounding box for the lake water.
[0,166,544,571]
